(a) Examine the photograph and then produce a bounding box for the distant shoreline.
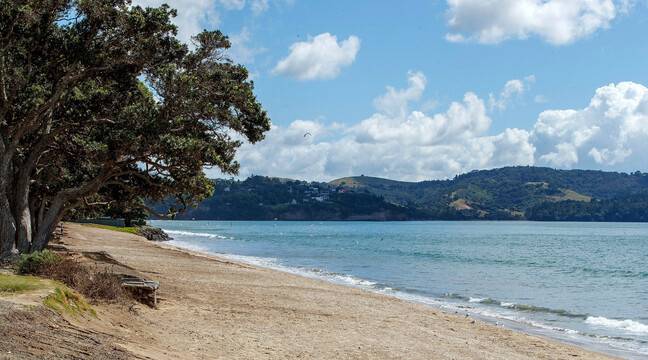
[155,218,648,223]
[153,167,648,223]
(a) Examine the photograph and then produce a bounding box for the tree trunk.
[37,198,46,232]
[15,205,32,252]
[31,197,64,252]
[30,168,114,252]
[14,173,33,252]
[0,193,16,258]
[0,152,15,257]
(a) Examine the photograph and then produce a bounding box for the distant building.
[291,199,297,205]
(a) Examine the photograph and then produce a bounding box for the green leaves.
[1,0,270,248]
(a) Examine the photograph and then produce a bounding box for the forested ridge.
[164,167,648,221]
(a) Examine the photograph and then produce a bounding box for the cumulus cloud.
[227,75,648,181]
[228,73,536,181]
[273,33,361,80]
[373,71,427,118]
[489,75,535,111]
[445,0,622,45]
[533,82,648,169]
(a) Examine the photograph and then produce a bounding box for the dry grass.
[18,251,127,303]
[43,286,97,317]
[44,259,126,302]
[80,270,125,301]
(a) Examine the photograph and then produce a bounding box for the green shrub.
[17,250,61,275]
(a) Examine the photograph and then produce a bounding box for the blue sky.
[137,0,648,181]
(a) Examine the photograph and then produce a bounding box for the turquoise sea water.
[150,220,648,358]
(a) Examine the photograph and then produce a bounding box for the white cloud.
[217,0,276,13]
[445,0,622,45]
[228,72,535,181]
[133,0,220,43]
[373,71,427,118]
[273,33,361,81]
[250,0,269,14]
[226,76,648,182]
[133,0,284,43]
[219,0,246,10]
[227,27,265,65]
[533,82,648,169]
[489,75,535,111]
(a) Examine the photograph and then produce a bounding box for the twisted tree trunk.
[31,196,65,252]
[14,170,34,252]
[0,193,16,258]
[0,142,16,258]
[15,204,32,252]
[0,134,16,259]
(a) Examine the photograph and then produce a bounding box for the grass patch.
[43,286,96,317]
[82,223,139,234]
[0,274,46,293]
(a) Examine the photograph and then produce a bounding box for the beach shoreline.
[52,222,617,359]
[157,239,634,359]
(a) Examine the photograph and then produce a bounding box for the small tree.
[0,0,270,256]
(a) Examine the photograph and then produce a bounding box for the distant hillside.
[159,175,425,221]
[159,167,648,221]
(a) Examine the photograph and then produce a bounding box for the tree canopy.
[0,0,270,256]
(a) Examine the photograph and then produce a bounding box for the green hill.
[326,167,648,220]
[160,167,648,221]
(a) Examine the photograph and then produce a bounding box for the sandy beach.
[18,222,615,360]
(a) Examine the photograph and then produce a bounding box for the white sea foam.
[217,253,377,289]
[166,240,211,253]
[163,229,230,239]
[585,317,648,335]
[500,302,515,308]
[468,297,486,303]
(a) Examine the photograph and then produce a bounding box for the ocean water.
[150,220,648,358]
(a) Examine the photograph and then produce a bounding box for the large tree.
[0,0,270,257]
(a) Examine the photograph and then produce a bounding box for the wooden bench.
[120,275,160,307]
